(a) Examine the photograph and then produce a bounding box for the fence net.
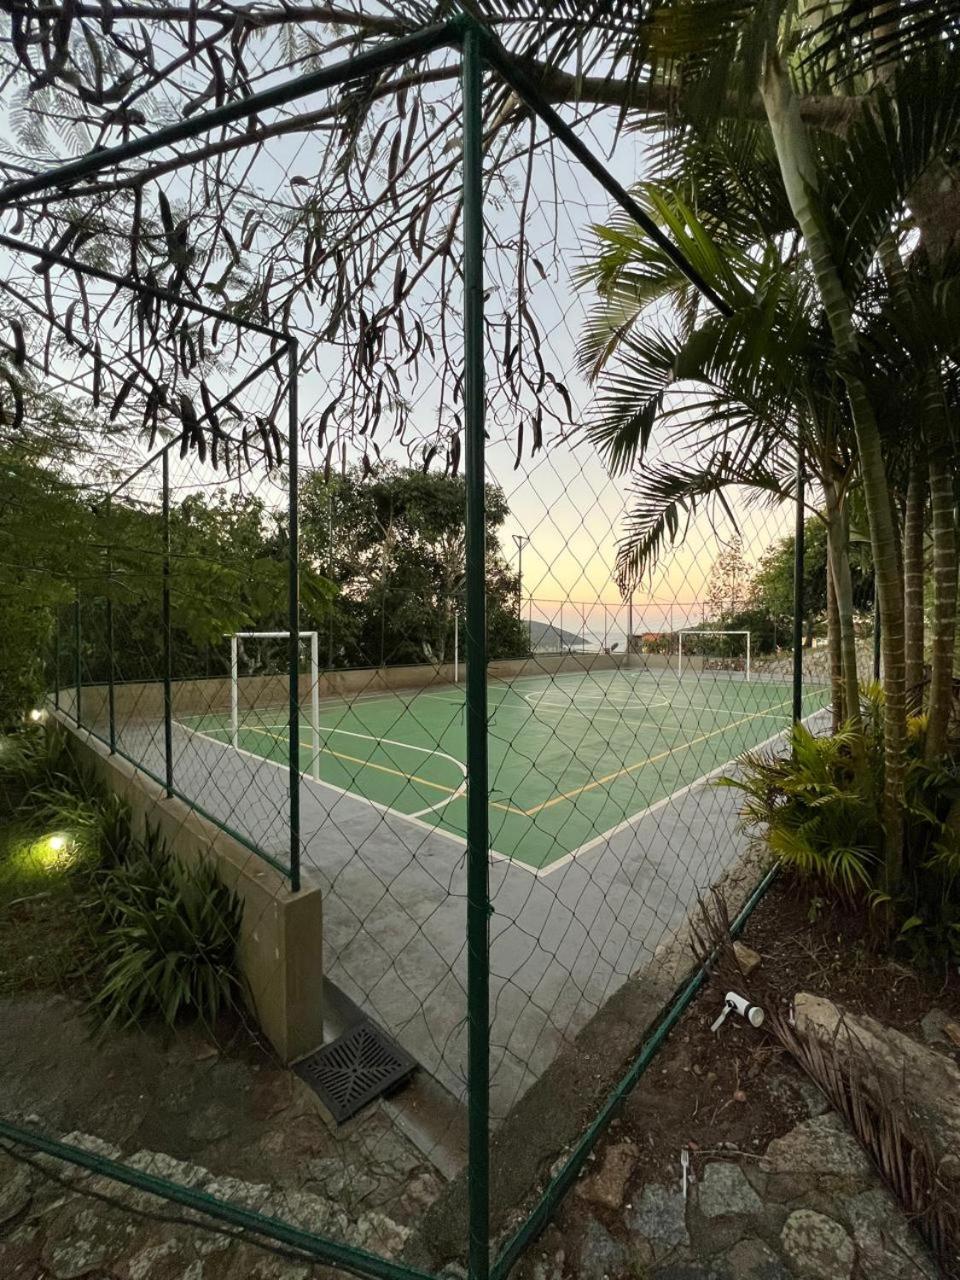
[0,16,862,1280]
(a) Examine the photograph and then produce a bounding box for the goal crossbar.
[226,631,320,780]
[677,629,751,681]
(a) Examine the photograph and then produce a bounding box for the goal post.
[227,631,321,780]
[677,629,751,682]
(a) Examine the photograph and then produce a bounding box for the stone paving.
[0,1136,347,1279]
[0,996,950,1279]
[0,995,445,1278]
[512,1100,940,1280]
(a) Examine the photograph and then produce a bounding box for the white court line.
[517,695,665,732]
[310,724,466,819]
[528,705,830,879]
[192,717,467,819]
[175,698,830,883]
[177,718,476,856]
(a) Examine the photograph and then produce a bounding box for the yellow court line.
[253,726,527,816]
[255,726,454,794]
[521,695,794,816]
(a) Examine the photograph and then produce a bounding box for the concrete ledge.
[55,712,324,1064]
[401,843,771,1273]
[58,653,631,728]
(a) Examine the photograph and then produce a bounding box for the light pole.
[512,534,529,618]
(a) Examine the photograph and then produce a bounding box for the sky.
[5,24,799,620]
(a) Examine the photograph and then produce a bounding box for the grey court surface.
[105,682,824,1121]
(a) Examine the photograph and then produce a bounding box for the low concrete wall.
[488,651,627,682]
[61,651,633,728]
[54,712,324,1064]
[626,652,706,673]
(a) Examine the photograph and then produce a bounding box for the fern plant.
[723,694,960,967]
[720,720,881,898]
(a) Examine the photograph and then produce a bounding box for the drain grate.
[294,1021,417,1123]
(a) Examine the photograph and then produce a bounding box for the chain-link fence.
[0,16,847,1280]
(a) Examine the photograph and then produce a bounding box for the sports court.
[182,668,828,873]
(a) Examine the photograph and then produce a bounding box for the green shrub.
[723,689,960,967]
[32,786,133,868]
[87,835,245,1033]
[1,741,245,1029]
[0,723,77,808]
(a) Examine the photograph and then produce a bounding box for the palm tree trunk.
[925,384,958,759]
[760,52,906,888]
[903,454,926,714]
[826,551,843,731]
[824,486,862,730]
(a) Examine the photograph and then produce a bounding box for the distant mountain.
[527,619,588,650]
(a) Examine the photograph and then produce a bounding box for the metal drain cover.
[294,1021,417,1123]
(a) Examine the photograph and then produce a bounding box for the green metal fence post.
[463,25,490,1280]
[792,450,805,724]
[74,595,82,727]
[53,607,60,711]
[287,339,302,894]
[162,449,174,798]
[106,500,116,754]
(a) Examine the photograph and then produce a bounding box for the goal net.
[227,631,320,780]
[677,630,752,681]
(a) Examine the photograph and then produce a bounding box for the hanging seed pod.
[531,407,543,455]
[92,341,102,408]
[513,419,524,470]
[255,417,274,467]
[7,318,25,367]
[109,370,138,421]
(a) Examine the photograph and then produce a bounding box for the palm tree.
[575,138,866,731]
[557,2,960,891]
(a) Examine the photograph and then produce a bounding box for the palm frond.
[819,51,960,298]
[615,451,789,588]
[801,0,960,83]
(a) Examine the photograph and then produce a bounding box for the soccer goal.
[227,631,321,780]
[677,630,752,681]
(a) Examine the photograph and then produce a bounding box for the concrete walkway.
[109,717,751,1117]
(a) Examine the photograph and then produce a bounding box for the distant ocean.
[524,600,709,653]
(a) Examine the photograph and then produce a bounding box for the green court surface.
[182,671,827,872]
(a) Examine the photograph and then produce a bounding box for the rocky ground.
[505,877,960,1280]
[515,1101,940,1279]
[0,995,446,1279]
[3,877,958,1279]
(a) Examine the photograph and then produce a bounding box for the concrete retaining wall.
[53,712,324,1064]
[60,651,633,728]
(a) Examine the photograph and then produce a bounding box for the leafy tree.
[705,537,751,620]
[570,5,960,895]
[0,440,335,722]
[748,520,875,649]
[300,466,529,668]
[0,450,94,725]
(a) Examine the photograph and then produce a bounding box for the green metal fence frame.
[2,15,807,1280]
[2,229,304,889]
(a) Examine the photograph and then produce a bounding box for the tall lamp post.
[512,533,529,618]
